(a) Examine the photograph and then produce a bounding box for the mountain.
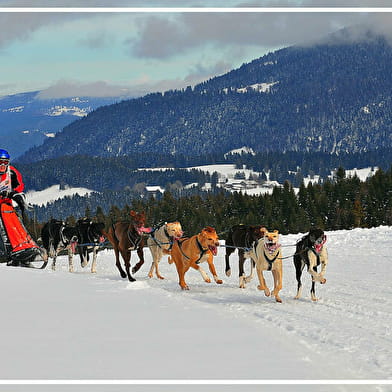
[0,91,129,158]
[17,32,392,163]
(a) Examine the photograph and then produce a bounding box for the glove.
[12,193,31,214]
[0,190,9,197]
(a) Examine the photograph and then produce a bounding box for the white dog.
[147,221,183,279]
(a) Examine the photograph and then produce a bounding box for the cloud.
[78,31,113,49]
[0,12,84,48]
[0,83,17,96]
[35,57,232,99]
[36,80,135,99]
[128,11,392,59]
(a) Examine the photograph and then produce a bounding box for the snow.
[2,106,24,113]
[25,184,93,206]
[46,105,89,117]
[0,226,390,391]
[236,82,279,93]
[222,82,278,95]
[224,146,256,156]
[345,167,377,182]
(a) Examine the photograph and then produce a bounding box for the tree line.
[24,166,392,241]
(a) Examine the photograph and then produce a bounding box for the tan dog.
[249,229,283,303]
[147,221,183,279]
[169,226,222,290]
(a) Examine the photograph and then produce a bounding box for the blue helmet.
[0,149,10,160]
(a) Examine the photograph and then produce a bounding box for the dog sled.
[0,201,48,269]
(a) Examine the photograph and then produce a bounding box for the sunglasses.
[0,160,9,165]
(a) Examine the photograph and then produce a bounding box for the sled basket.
[0,202,48,269]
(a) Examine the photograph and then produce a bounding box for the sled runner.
[0,201,48,268]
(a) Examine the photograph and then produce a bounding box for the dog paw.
[320,278,326,284]
[215,279,223,284]
[181,285,190,290]
[157,275,165,280]
[275,297,282,303]
[225,269,231,277]
[264,288,271,297]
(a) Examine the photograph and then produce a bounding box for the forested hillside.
[19,34,392,162]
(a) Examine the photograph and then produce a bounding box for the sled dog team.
[41,210,328,302]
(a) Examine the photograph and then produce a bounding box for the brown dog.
[248,229,283,303]
[147,221,184,279]
[105,210,151,282]
[169,226,222,290]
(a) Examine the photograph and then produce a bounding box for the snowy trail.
[0,227,391,392]
[139,228,392,381]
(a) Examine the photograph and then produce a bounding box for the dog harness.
[47,220,68,251]
[127,225,142,250]
[86,224,103,245]
[177,237,208,264]
[150,225,174,250]
[263,250,280,271]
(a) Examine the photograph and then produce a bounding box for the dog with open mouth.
[147,221,184,280]
[293,228,328,301]
[169,226,222,290]
[248,229,283,303]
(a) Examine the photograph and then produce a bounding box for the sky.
[1,1,392,99]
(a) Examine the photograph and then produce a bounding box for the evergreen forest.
[24,166,392,242]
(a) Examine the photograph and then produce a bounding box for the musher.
[0,148,29,217]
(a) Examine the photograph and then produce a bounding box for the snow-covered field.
[0,226,391,392]
[25,185,92,207]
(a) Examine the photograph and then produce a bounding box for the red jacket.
[0,165,24,203]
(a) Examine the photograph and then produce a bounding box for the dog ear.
[273,230,279,235]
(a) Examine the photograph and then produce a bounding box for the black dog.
[76,218,106,273]
[225,224,266,288]
[293,228,328,301]
[41,219,79,272]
